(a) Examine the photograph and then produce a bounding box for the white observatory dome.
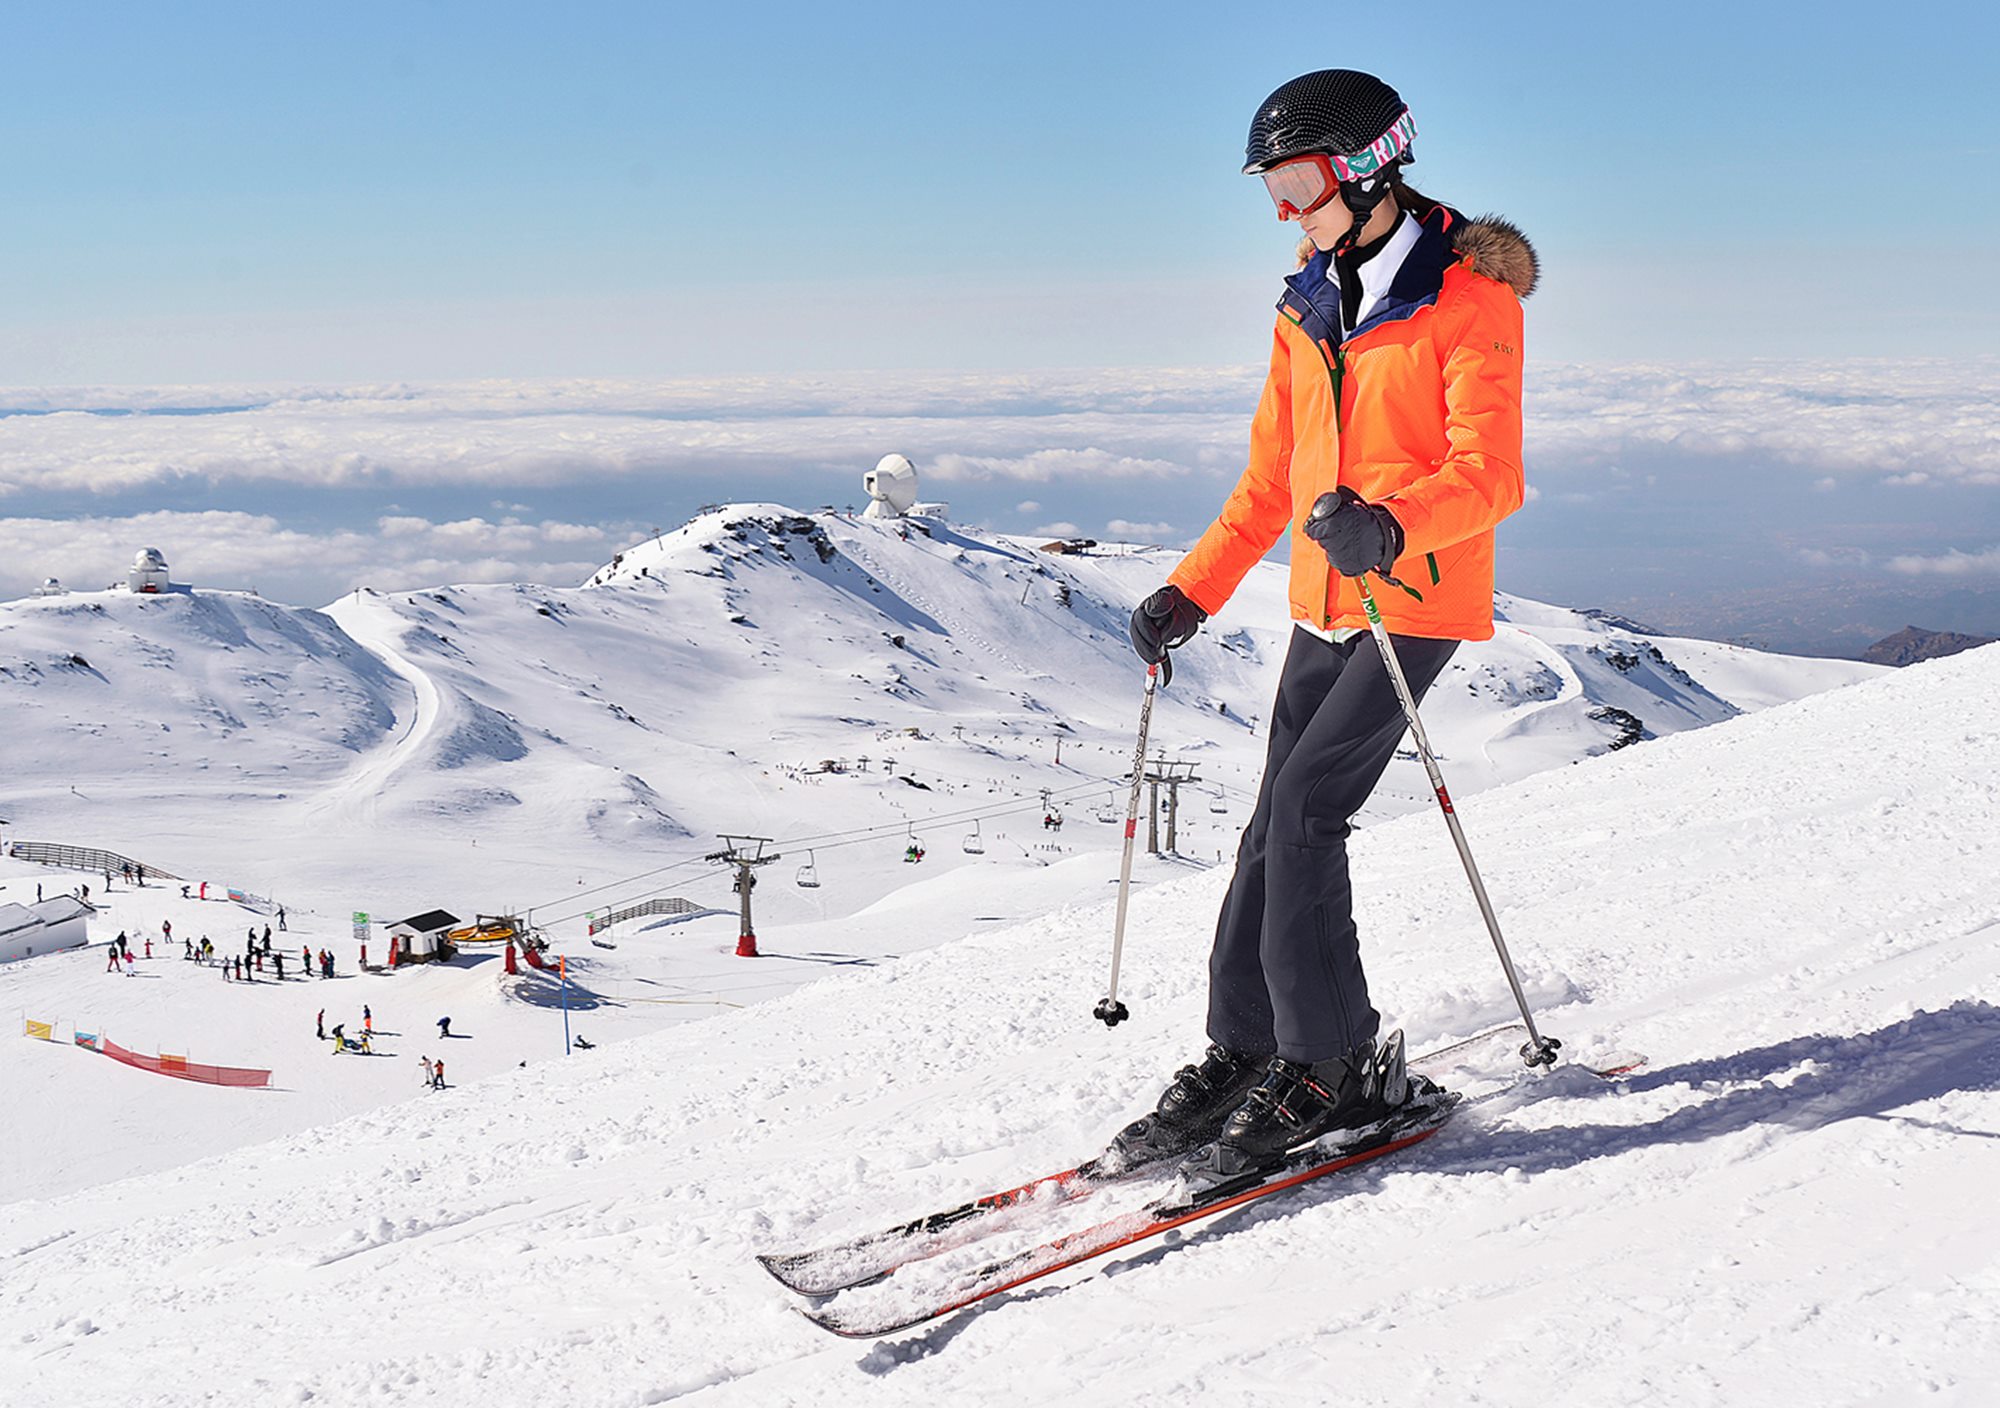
[862,453,920,519]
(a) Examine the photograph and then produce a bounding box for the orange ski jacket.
[1169,201,1537,641]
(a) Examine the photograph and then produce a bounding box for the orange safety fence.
[97,1038,271,1088]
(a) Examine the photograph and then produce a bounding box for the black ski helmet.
[1244,69,1416,231]
[1244,68,1414,175]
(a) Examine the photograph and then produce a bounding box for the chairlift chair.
[963,819,985,855]
[795,851,820,888]
[1209,791,1228,814]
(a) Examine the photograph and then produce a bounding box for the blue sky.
[6,1,1996,379]
[2,2,1997,655]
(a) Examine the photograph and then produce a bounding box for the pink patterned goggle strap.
[1328,108,1418,182]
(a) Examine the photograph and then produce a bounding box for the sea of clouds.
[3,359,1995,649]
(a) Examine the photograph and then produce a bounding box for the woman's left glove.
[1305,487,1405,578]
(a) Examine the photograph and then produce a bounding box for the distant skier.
[105,942,120,973]
[316,1009,325,1040]
[276,905,287,932]
[262,924,271,947]
[363,1005,373,1036]
[1113,68,1533,1189]
[330,1023,346,1053]
[302,944,312,975]
[436,1016,452,1039]
[420,1056,434,1087]
[431,1056,445,1089]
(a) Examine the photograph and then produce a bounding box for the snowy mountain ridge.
[1,610,1994,1404]
[1,504,1882,925]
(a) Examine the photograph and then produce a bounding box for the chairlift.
[795,850,820,888]
[902,828,927,863]
[1094,793,1119,824]
[1209,790,1228,815]
[963,819,986,855]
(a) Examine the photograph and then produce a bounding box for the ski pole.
[1095,662,1160,1027]
[1355,575,1560,1068]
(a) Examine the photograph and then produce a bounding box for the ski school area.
[0,844,614,1199]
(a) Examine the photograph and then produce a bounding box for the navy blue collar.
[1279,203,1463,348]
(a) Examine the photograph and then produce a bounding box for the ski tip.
[799,1303,931,1340]
[757,1251,819,1294]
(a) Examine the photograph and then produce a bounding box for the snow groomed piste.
[1,510,1990,1404]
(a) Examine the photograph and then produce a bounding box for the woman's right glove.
[1128,584,1207,685]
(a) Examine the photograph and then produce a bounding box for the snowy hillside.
[0,505,1883,1205]
[1,632,1992,1404]
[2,505,1881,899]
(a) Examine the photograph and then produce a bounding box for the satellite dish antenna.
[863,453,920,519]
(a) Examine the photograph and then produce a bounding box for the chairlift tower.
[706,835,780,957]
[1141,758,1202,856]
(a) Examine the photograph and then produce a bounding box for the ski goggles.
[1254,109,1419,219]
[1257,154,1346,219]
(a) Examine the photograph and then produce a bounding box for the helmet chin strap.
[1331,176,1393,256]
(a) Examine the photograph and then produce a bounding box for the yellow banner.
[23,1020,54,1041]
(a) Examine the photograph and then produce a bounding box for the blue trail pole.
[560,954,571,1055]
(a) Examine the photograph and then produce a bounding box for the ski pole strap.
[1377,570,1423,603]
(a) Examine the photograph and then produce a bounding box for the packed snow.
[6,507,1978,1406]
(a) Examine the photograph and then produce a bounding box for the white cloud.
[6,361,1994,509]
[1031,522,1082,538]
[1106,519,1177,541]
[1015,500,1041,514]
[1885,545,2000,577]
[928,447,1195,485]
[0,372,1253,499]
[0,510,629,605]
[1525,359,2000,485]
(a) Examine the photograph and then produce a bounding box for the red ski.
[803,1091,1456,1339]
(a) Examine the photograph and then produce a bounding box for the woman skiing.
[1117,69,1536,1185]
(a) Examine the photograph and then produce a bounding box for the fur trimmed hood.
[1451,216,1538,299]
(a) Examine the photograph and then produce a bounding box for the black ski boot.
[1099,1043,1268,1176]
[1176,1030,1417,1192]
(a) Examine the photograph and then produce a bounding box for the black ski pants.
[1206,626,1458,1064]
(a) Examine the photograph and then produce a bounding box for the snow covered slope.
[0,634,1991,1405]
[0,504,1883,1205]
[1,505,1882,909]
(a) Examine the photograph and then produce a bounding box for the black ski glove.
[1128,584,1207,686]
[1304,487,1405,578]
